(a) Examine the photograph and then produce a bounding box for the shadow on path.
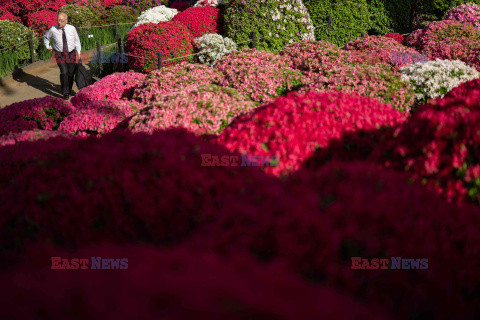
[9,67,64,99]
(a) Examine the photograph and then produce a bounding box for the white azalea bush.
[132,5,178,28]
[194,33,236,66]
[399,59,480,105]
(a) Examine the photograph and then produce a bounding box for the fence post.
[115,18,118,40]
[327,15,332,40]
[28,32,35,64]
[250,30,257,49]
[119,43,125,71]
[97,42,102,72]
[157,51,162,70]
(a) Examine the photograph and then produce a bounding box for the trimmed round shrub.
[169,0,192,10]
[125,21,194,72]
[215,48,306,104]
[71,71,146,108]
[0,20,38,62]
[59,100,144,137]
[171,6,223,38]
[0,128,286,258]
[122,84,258,135]
[59,5,96,27]
[0,129,72,147]
[370,90,480,206]
[216,91,406,177]
[278,161,480,320]
[193,33,236,66]
[444,77,480,98]
[224,0,315,53]
[122,0,168,12]
[0,244,393,319]
[399,59,480,105]
[0,6,20,22]
[444,3,480,30]
[303,0,370,47]
[106,5,139,23]
[132,62,225,103]
[0,96,75,136]
[25,10,57,38]
[132,5,178,28]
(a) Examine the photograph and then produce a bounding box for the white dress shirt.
[43,24,81,55]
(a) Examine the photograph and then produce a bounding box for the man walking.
[44,12,81,100]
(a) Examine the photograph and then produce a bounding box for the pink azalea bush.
[0,6,20,22]
[444,78,480,98]
[444,3,480,30]
[171,6,223,38]
[280,41,416,112]
[125,21,195,72]
[0,243,392,320]
[215,91,406,177]
[123,85,258,135]
[59,100,144,137]
[0,129,71,147]
[25,9,57,37]
[132,62,224,104]
[0,96,75,136]
[71,71,146,108]
[215,48,306,104]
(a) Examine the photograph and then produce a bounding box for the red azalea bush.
[123,84,258,135]
[15,0,66,17]
[0,1,20,16]
[125,21,194,73]
[383,32,405,44]
[370,91,480,206]
[0,96,75,137]
[171,6,223,38]
[0,129,72,147]
[444,78,480,98]
[0,129,289,263]
[59,100,143,137]
[215,48,306,104]
[280,41,416,112]
[215,91,406,177]
[132,62,224,104]
[169,0,191,11]
[271,161,480,320]
[70,71,146,108]
[70,0,122,8]
[25,10,57,37]
[0,5,20,22]
[0,243,392,320]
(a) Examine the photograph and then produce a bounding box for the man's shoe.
[63,94,70,100]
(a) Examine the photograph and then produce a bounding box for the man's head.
[57,12,68,28]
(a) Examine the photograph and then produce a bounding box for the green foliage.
[59,5,97,27]
[303,0,371,47]
[106,5,139,23]
[366,0,394,35]
[0,20,38,62]
[224,0,315,53]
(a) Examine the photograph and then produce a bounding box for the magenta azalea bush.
[216,91,406,177]
[123,85,258,135]
[0,6,20,22]
[215,48,306,104]
[0,129,72,147]
[131,62,224,104]
[444,3,480,30]
[71,71,146,108]
[59,100,144,137]
[0,96,75,136]
[444,77,480,98]
[25,9,57,37]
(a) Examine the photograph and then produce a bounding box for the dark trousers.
[54,50,78,95]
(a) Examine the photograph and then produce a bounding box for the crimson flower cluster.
[216,91,406,177]
[125,21,194,73]
[383,33,405,44]
[12,0,66,17]
[444,78,480,98]
[171,6,223,38]
[0,5,20,22]
[0,96,75,136]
